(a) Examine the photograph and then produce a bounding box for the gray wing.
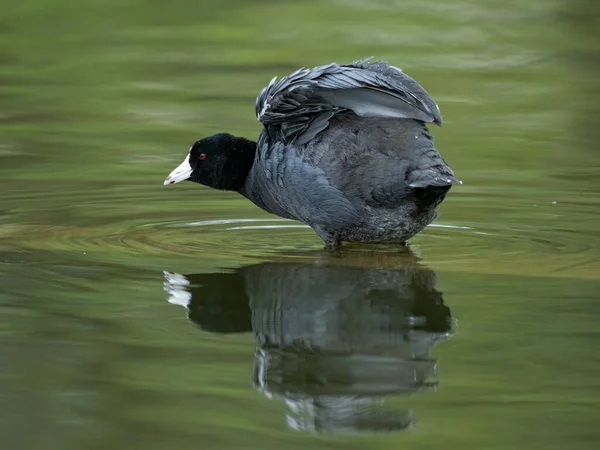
[255,58,442,145]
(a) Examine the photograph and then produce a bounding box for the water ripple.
[1,183,598,279]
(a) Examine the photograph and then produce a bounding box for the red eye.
[199,153,207,161]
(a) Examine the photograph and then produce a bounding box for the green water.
[1,0,599,448]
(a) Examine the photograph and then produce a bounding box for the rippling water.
[1,0,599,449]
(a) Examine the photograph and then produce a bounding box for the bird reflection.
[164,250,453,433]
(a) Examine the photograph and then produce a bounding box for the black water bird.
[164,58,460,249]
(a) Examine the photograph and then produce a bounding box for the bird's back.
[244,58,459,245]
[305,113,455,242]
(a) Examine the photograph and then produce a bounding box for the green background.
[1,0,598,449]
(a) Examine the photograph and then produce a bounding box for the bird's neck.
[221,136,257,192]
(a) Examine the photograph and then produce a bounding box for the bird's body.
[164,58,460,249]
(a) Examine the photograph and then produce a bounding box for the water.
[1,0,599,449]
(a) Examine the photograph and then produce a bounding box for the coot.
[164,58,460,249]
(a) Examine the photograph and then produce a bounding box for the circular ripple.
[414,221,600,278]
[130,218,317,256]
[2,217,319,258]
[4,215,598,270]
[2,184,598,278]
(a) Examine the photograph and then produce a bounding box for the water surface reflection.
[164,253,453,433]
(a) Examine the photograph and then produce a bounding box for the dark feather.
[255,59,442,144]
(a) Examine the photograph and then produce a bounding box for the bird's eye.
[199,153,207,161]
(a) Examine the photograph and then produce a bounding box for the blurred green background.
[1,0,599,449]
